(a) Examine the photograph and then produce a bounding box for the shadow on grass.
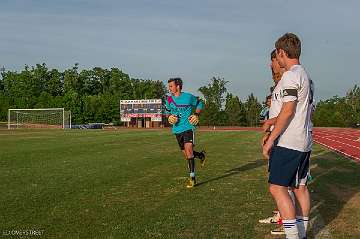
[308,151,360,238]
[196,159,266,187]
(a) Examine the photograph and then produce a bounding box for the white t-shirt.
[268,82,282,132]
[271,65,313,152]
[269,83,282,119]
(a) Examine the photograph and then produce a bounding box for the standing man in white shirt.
[262,33,313,239]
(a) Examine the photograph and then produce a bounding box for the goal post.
[8,108,71,129]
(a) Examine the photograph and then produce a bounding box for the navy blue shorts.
[268,146,310,188]
[175,130,195,150]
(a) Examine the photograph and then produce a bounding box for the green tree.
[64,64,82,94]
[244,93,262,127]
[313,96,352,127]
[198,77,228,126]
[346,85,360,127]
[225,93,243,126]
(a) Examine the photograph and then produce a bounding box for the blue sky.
[1,0,359,101]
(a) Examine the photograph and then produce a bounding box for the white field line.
[314,135,360,151]
[314,132,360,143]
[310,201,333,238]
[314,140,360,162]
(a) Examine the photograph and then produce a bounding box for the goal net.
[8,108,71,129]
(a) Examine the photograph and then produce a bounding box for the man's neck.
[285,59,300,71]
[173,91,181,97]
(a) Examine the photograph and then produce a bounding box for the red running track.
[313,128,360,163]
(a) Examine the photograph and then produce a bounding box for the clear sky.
[1,0,359,101]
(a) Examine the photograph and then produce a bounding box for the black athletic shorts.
[175,129,195,150]
[268,146,310,188]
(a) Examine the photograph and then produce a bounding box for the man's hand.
[261,132,271,146]
[168,115,178,125]
[262,138,274,160]
[262,121,271,132]
[262,118,276,132]
[188,114,199,125]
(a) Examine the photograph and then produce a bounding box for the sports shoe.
[199,150,206,167]
[258,212,280,224]
[271,225,285,235]
[186,177,196,188]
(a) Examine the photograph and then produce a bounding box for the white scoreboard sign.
[120,99,163,122]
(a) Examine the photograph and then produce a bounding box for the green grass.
[0,129,359,238]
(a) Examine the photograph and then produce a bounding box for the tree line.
[313,85,360,127]
[0,64,359,127]
[0,64,166,125]
[0,64,262,127]
[198,77,262,127]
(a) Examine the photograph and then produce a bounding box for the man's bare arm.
[262,101,297,159]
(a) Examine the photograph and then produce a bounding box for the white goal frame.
[8,108,72,129]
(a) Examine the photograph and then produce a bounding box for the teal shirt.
[165,92,204,134]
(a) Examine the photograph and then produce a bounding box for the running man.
[165,77,205,188]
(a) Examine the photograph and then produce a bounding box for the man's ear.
[280,49,288,58]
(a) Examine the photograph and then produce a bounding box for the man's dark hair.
[168,77,183,90]
[275,33,301,59]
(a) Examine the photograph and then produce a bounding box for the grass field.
[1,129,359,238]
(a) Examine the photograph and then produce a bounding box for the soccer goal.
[8,108,71,129]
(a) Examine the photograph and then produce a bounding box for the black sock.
[193,151,201,159]
[187,158,195,179]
